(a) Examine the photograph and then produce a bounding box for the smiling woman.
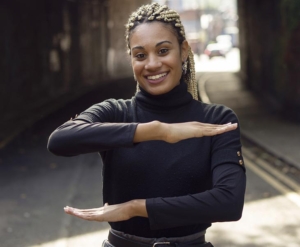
[48,3,246,247]
[125,4,198,100]
[130,22,188,95]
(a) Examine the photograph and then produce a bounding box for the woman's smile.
[145,72,169,84]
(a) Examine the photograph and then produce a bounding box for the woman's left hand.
[64,200,147,222]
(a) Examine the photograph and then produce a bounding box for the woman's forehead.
[129,22,178,47]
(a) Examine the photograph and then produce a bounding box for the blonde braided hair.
[125,3,198,100]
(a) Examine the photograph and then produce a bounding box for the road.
[0,111,109,247]
[194,48,240,73]
[207,144,300,247]
[1,57,300,246]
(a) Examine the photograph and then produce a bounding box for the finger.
[223,123,238,130]
[194,122,221,128]
[196,122,232,127]
[67,210,96,221]
[201,123,237,136]
[215,123,238,134]
[210,123,237,131]
[213,122,234,128]
[64,207,103,221]
[65,206,101,213]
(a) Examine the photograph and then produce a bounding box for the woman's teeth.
[147,73,167,80]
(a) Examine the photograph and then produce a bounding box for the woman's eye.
[159,48,169,54]
[135,53,145,59]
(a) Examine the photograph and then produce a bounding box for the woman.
[48,3,246,247]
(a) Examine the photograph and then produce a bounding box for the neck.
[135,81,193,112]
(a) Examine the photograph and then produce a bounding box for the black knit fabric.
[48,82,246,238]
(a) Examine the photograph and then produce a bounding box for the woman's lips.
[145,72,168,84]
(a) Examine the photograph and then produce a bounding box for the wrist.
[129,199,148,218]
[134,121,167,142]
[153,121,168,141]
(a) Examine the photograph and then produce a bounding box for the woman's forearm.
[134,121,237,144]
[129,199,148,218]
[133,121,166,143]
[64,199,148,222]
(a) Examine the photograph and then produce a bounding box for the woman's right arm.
[48,119,237,157]
[134,121,237,143]
[48,99,140,156]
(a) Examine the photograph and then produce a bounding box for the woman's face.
[129,22,188,95]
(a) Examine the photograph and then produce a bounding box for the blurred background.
[1,0,300,246]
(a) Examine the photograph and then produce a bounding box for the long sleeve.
[146,105,246,230]
[47,99,138,156]
[146,163,246,230]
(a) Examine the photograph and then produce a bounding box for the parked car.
[204,42,231,59]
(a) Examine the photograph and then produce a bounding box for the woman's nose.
[144,55,162,70]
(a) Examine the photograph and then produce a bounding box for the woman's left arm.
[145,163,245,229]
[64,163,245,228]
[64,199,147,222]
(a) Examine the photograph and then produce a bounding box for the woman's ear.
[181,40,189,62]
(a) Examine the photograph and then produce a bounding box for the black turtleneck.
[135,81,193,111]
[48,82,246,238]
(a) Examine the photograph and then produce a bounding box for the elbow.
[234,200,244,221]
[228,207,243,221]
[47,131,60,156]
[224,200,244,222]
[47,131,70,156]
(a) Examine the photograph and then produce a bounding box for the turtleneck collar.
[135,81,193,112]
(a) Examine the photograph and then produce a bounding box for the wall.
[0,0,150,138]
[106,0,149,78]
[238,0,300,121]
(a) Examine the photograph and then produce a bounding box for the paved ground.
[207,156,300,247]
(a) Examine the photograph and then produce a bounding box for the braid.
[125,3,198,100]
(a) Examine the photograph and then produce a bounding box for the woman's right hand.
[163,122,237,143]
[133,121,237,143]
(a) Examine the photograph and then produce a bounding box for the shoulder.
[83,98,134,112]
[77,98,135,123]
[193,100,238,124]
[99,98,134,111]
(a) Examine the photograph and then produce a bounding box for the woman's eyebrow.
[156,40,172,47]
[132,46,144,51]
[132,41,172,51]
